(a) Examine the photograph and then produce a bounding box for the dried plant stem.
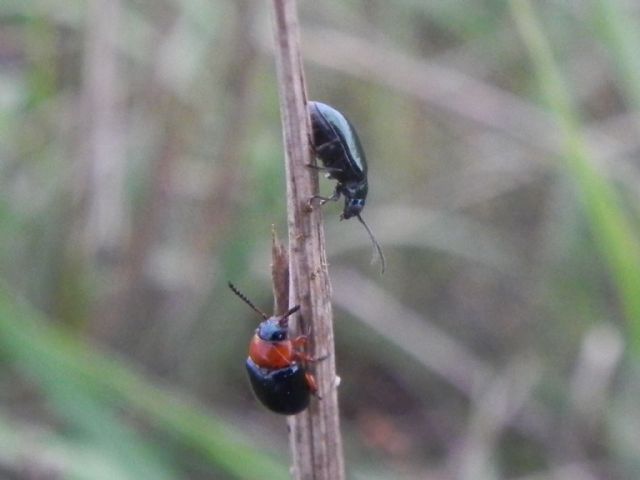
[82,0,128,338]
[269,1,345,479]
[83,0,125,257]
[271,227,290,314]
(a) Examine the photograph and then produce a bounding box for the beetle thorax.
[249,334,294,369]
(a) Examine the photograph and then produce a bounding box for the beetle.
[308,100,386,274]
[228,282,320,415]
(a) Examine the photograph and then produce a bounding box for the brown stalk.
[81,0,127,338]
[269,1,345,479]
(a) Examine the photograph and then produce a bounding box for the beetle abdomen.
[246,357,311,415]
[308,101,367,180]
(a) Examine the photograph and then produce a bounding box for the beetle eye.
[343,199,364,219]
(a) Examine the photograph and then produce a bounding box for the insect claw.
[315,353,329,362]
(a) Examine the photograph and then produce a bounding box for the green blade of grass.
[0,410,155,480]
[37,374,180,480]
[591,0,640,111]
[511,0,640,354]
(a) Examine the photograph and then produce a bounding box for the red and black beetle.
[228,282,320,415]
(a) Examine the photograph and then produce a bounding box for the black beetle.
[308,101,385,273]
[228,282,319,415]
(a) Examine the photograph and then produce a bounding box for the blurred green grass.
[512,0,640,354]
[0,282,288,480]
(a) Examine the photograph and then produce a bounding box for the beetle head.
[342,198,365,219]
[256,305,300,342]
[340,182,368,219]
[257,318,288,341]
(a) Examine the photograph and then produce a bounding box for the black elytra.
[245,358,311,415]
[308,101,385,273]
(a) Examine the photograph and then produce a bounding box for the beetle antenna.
[278,304,301,327]
[283,305,300,318]
[228,282,268,319]
[356,214,386,274]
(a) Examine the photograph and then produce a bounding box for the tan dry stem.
[269,1,345,479]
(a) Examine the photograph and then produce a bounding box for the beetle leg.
[294,336,328,361]
[293,350,315,363]
[305,372,321,398]
[291,334,308,350]
[308,133,316,153]
[313,353,329,362]
[292,336,329,363]
[292,336,313,362]
[314,139,344,158]
[291,336,326,397]
[307,164,341,181]
[309,188,341,206]
[307,163,344,174]
[298,352,329,363]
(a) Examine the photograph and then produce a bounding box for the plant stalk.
[269,1,345,478]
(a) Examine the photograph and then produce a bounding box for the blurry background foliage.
[1,0,640,479]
